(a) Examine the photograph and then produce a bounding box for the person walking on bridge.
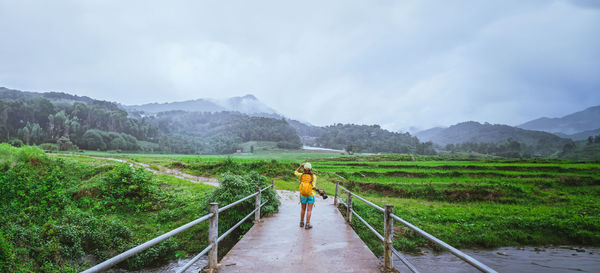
[295,162,323,229]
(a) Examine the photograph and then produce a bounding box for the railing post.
[271,179,274,191]
[334,181,339,206]
[208,203,219,272]
[347,192,353,224]
[255,186,261,222]
[384,204,394,272]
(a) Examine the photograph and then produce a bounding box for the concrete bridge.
[81,157,495,273]
[218,191,381,273]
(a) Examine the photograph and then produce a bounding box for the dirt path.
[89,156,220,187]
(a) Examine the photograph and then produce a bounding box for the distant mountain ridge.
[416,121,570,147]
[518,105,600,135]
[413,127,445,142]
[0,86,96,104]
[555,128,600,141]
[125,94,280,117]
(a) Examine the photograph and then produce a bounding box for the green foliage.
[313,155,600,254]
[0,145,213,272]
[0,232,19,272]
[81,129,139,151]
[0,94,156,147]
[97,164,157,212]
[152,112,302,154]
[8,138,23,147]
[39,143,59,152]
[206,172,280,242]
[560,136,600,161]
[177,157,298,179]
[315,124,419,153]
[57,136,78,151]
[444,137,563,158]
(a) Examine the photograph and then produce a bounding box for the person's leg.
[300,203,306,226]
[306,203,313,224]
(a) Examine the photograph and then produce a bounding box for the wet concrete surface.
[218,190,382,273]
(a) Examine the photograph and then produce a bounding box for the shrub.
[8,138,24,147]
[206,172,280,240]
[98,164,157,212]
[39,143,59,152]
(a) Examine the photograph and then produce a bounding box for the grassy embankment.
[126,152,600,257]
[0,144,216,272]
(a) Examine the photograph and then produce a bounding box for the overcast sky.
[1,0,599,132]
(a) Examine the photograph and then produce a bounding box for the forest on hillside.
[0,88,596,159]
[0,96,302,154]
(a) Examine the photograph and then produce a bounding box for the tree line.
[314,124,430,154]
[0,96,302,154]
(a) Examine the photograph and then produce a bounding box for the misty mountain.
[518,105,600,135]
[414,127,446,142]
[417,121,570,147]
[0,87,301,154]
[555,128,600,141]
[125,99,225,113]
[1,86,96,105]
[125,94,280,117]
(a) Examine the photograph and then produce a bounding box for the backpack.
[299,173,314,197]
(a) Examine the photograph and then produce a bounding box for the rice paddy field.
[73,150,600,256]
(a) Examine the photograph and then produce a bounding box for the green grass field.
[101,150,600,257]
[46,148,600,258]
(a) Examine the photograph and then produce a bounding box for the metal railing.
[82,181,275,273]
[333,182,497,273]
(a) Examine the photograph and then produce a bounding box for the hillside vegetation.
[417,121,573,157]
[0,88,301,154]
[0,144,216,272]
[0,145,280,272]
[2,87,596,159]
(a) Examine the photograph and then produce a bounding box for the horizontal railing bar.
[82,213,213,273]
[390,247,421,273]
[391,214,497,273]
[351,209,384,242]
[260,184,273,193]
[338,198,347,207]
[217,201,268,243]
[218,192,259,213]
[175,244,213,273]
[338,185,384,213]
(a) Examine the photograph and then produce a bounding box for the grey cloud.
[0,0,598,133]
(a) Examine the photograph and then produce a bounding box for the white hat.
[304,162,312,170]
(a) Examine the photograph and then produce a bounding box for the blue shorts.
[300,195,315,204]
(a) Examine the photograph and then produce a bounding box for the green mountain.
[417,121,569,145]
[0,87,300,154]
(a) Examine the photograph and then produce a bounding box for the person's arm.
[294,163,304,176]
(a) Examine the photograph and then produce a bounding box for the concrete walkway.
[218,191,382,273]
